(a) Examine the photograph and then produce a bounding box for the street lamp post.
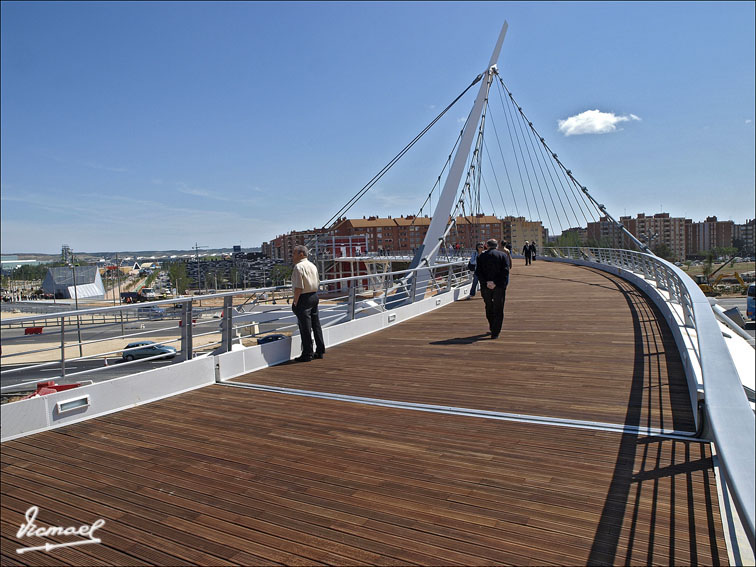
[115,254,125,336]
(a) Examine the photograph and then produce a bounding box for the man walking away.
[522,241,532,265]
[291,245,325,362]
[529,241,537,261]
[475,239,511,339]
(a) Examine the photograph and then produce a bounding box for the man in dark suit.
[522,240,532,265]
[475,239,511,339]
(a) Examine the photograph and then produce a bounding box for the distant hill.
[7,248,262,264]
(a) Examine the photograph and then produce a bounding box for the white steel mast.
[407,22,508,301]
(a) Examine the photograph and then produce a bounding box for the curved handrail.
[1,260,471,392]
[0,260,468,325]
[545,247,755,548]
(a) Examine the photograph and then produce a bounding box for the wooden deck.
[1,260,728,565]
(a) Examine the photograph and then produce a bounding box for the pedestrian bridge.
[2,255,753,565]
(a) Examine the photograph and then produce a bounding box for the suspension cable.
[481,140,509,217]
[520,111,565,234]
[496,76,604,225]
[485,104,520,217]
[528,125,575,229]
[506,90,546,227]
[412,108,470,225]
[497,77,596,224]
[496,79,532,219]
[321,73,484,230]
[481,175,500,217]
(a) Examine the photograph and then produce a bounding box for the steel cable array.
[321,73,483,230]
[320,65,644,254]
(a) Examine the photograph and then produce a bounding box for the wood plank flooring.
[1,261,727,565]
[237,260,695,432]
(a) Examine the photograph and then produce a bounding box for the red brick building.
[686,216,734,257]
[329,214,504,253]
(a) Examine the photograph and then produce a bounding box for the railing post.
[658,265,669,291]
[641,255,650,280]
[669,274,679,304]
[181,300,193,361]
[409,271,418,304]
[446,267,453,291]
[348,285,356,320]
[222,296,233,352]
[382,273,390,310]
[682,292,694,327]
[60,317,66,380]
[652,260,661,289]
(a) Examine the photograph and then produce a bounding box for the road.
[0,311,288,395]
[1,357,182,393]
[2,318,181,344]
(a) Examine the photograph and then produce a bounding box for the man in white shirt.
[291,245,325,362]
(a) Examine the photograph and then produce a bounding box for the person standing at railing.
[475,239,511,339]
[291,245,325,363]
[522,241,533,265]
[466,242,485,298]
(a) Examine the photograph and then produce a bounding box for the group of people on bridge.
[522,240,538,265]
[287,236,534,362]
[468,239,512,339]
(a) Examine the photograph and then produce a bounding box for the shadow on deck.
[0,261,728,565]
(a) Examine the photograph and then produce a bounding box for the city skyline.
[2,2,754,254]
[1,209,752,258]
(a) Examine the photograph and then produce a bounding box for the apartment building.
[587,217,632,249]
[267,228,329,262]
[328,214,506,253]
[686,216,734,257]
[734,219,755,255]
[501,216,545,252]
[587,213,687,260]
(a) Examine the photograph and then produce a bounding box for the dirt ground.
[682,261,755,279]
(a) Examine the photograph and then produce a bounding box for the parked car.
[257,334,286,345]
[137,306,166,319]
[121,341,177,362]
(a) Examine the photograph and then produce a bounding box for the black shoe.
[294,354,312,363]
[313,352,324,359]
[491,334,499,339]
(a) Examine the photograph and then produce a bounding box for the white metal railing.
[545,246,755,548]
[1,260,470,395]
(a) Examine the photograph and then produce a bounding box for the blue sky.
[1,1,754,254]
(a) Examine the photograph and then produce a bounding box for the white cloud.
[84,161,128,173]
[557,109,641,136]
[746,119,753,124]
[178,187,215,198]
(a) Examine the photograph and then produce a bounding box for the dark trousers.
[293,292,325,356]
[524,254,532,265]
[470,273,480,295]
[480,284,507,336]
